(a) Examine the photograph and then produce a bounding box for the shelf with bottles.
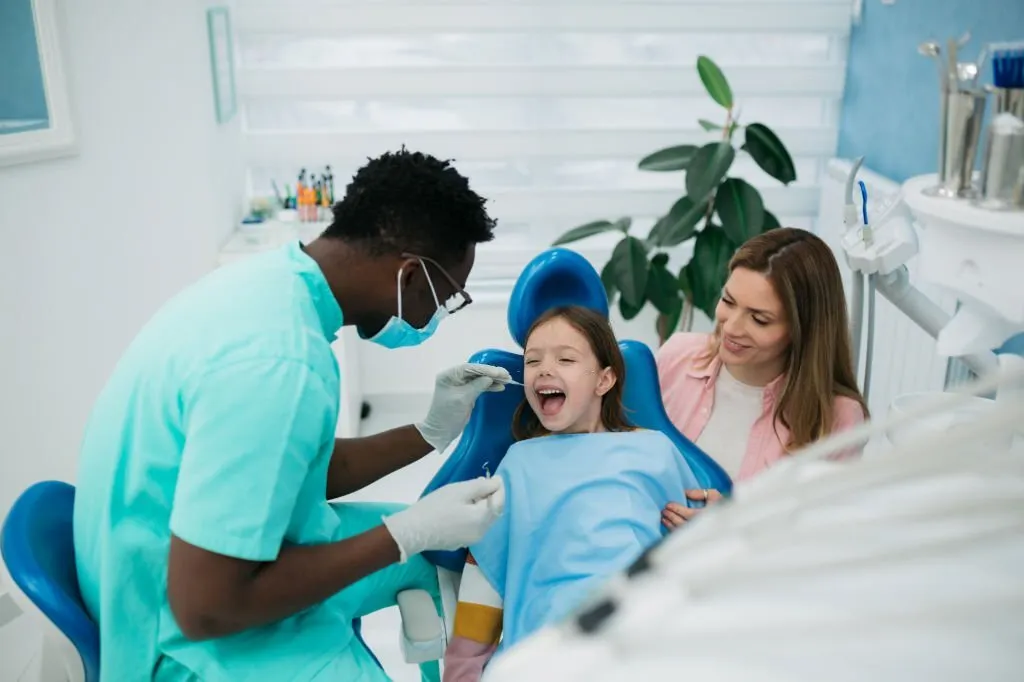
[242,165,337,225]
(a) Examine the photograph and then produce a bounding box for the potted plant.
[551,56,798,344]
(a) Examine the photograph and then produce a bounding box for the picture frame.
[206,6,237,125]
[0,0,77,168]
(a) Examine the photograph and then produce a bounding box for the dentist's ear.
[397,257,421,290]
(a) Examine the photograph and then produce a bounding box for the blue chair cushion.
[506,248,609,348]
[421,248,732,573]
[1,481,100,682]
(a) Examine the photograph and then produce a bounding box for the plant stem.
[681,297,695,332]
[700,106,734,229]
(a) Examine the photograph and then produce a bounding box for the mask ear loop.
[395,267,405,320]
[418,259,442,311]
[395,260,443,320]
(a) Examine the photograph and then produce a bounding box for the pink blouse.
[656,332,866,482]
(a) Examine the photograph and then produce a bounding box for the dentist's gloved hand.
[415,362,512,453]
[382,476,505,563]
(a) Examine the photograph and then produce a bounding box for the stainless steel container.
[926,89,989,199]
[990,86,1024,119]
[977,112,1024,210]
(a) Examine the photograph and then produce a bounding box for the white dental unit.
[477,36,1024,682]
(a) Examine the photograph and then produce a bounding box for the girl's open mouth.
[537,388,566,416]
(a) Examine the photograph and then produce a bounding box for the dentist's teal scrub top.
[73,242,375,680]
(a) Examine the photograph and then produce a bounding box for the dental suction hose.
[844,156,870,396]
[863,274,875,403]
[850,268,864,377]
[845,157,866,379]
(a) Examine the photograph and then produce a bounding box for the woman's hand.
[661,488,724,530]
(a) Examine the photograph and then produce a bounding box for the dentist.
[73,149,510,681]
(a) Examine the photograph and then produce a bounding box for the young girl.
[442,305,701,681]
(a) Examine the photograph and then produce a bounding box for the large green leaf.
[715,178,765,245]
[609,236,650,309]
[762,209,782,231]
[600,260,617,301]
[687,224,734,320]
[685,142,735,202]
[648,195,707,247]
[618,294,645,321]
[742,123,797,185]
[646,255,680,316]
[638,145,698,172]
[696,55,733,109]
[552,218,631,246]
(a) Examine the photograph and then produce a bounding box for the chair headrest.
[506,248,610,348]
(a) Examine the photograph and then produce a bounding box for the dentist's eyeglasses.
[402,252,473,315]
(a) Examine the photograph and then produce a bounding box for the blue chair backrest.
[1,481,100,682]
[420,248,732,573]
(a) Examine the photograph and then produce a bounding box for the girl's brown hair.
[699,227,868,451]
[512,305,633,441]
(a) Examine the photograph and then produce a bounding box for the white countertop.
[219,220,328,260]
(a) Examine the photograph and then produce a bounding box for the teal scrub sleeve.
[170,356,337,562]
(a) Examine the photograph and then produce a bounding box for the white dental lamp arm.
[841,162,1020,396]
[873,267,999,378]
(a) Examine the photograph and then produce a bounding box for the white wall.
[1,0,240,672]
[0,0,241,520]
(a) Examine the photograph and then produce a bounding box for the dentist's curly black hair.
[321,147,496,265]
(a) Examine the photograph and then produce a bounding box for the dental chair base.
[395,567,462,666]
[396,590,445,664]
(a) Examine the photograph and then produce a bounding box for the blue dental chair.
[420,247,732,575]
[0,481,99,682]
[1,482,389,680]
[393,248,731,667]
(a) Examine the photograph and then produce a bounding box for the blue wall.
[0,0,49,130]
[837,0,1024,183]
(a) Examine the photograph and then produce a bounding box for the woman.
[659,227,868,529]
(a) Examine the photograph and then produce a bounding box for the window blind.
[234,0,853,286]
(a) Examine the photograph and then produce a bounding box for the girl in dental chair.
[442,305,701,681]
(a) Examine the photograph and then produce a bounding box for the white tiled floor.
[344,393,443,682]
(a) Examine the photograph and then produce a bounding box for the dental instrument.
[468,364,524,385]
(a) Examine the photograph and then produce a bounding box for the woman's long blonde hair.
[700,227,868,451]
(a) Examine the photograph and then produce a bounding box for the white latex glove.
[415,362,512,453]
[382,476,506,563]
